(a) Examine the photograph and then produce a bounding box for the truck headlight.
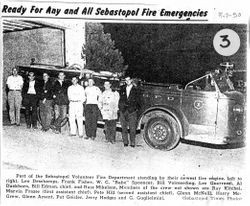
[236,130,243,136]
[233,104,244,114]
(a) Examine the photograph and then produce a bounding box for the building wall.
[3,28,64,111]
[63,21,86,68]
[39,19,86,68]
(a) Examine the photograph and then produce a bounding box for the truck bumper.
[183,134,245,146]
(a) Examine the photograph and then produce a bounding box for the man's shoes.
[79,135,83,138]
[130,145,135,148]
[53,129,60,134]
[124,144,128,147]
[42,128,49,132]
[16,124,20,126]
[69,134,76,137]
[10,123,16,126]
[50,125,56,130]
[84,136,90,139]
[27,125,31,129]
[105,140,115,144]
[91,137,96,140]
[33,126,38,130]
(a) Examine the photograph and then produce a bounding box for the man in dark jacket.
[52,72,69,133]
[22,72,41,129]
[118,76,141,147]
[39,73,54,131]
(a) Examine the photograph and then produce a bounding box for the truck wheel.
[144,114,181,150]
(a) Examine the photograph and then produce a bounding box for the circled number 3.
[219,35,230,48]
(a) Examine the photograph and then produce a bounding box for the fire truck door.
[181,90,218,136]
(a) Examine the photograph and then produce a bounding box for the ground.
[2,113,246,175]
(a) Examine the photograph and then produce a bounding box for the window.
[185,75,216,92]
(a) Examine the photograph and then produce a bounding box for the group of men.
[6,67,141,147]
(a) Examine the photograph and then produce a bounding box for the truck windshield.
[185,74,216,92]
[185,73,235,93]
[213,72,235,93]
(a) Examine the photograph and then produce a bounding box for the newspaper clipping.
[1,0,249,206]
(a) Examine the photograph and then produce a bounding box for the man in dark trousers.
[39,73,54,131]
[52,72,69,133]
[22,72,40,129]
[119,76,141,147]
[84,78,101,140]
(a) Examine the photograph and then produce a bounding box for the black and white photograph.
[1,1,248,206]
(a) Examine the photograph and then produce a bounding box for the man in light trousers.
[6,67,24,126]
[68,77,86,138]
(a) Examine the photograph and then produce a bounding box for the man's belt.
[9,89,21,91]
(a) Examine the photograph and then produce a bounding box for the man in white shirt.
[68,77,86,138]
[6,67,24,126]
[22,72,40,129]
[118,76,141,147]
[126,82,133,98]
[84,78,101,140]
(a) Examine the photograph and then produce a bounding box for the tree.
[81,22,127,74]
[103,24,246,85]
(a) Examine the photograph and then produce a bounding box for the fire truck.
[137,63,246,150]
[19,62,246,151]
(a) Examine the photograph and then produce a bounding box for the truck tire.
[37,107,68,128]
[144,114,181,150]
